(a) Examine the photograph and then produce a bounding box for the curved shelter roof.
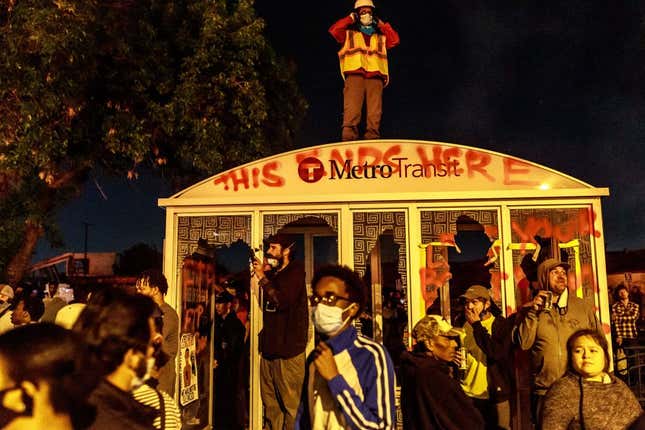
[160,140,608,206]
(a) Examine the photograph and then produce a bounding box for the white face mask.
[360,13,373,26]
[266,257,280,268]
[313,303,353,336]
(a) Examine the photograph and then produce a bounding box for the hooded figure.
[517,258,601,426]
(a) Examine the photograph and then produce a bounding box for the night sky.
[34,1,645,262]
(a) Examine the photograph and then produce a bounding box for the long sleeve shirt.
[296,326,396,430]
[612,300,639,340]
[259,260,309,358]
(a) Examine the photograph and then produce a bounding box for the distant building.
[606,249,645,293]
[28,252,136,300]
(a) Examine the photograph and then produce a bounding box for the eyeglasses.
[309,294,352,306]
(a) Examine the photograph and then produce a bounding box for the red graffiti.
[503,159,540,186]
[213,161,285,191]
[415,146,465,177]
[328,145,403,174]
[511,208,602,244]
[438,232,457,246]
[295,149,322,164]
[419,259,452,310]
[465,151,494,181]
[484,225,498,241]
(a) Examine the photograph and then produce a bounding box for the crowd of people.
[1,247,644,430]
[0,270,182,430]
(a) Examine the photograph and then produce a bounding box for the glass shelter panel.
[509,207,598,310]
[419,210,501,325]
[260,212,338,427]
[262,213,339,289]
[352,211,408,367]
[176,215,252,429]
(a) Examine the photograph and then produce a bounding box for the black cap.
[266,233,295,249]
[215,290,235,303]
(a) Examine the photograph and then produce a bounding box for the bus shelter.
[159,139,611,429]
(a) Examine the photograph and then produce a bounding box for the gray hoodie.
[517,258,601,394]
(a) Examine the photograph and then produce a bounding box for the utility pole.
[82,222,92,275]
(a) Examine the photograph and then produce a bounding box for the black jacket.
[468,313,515,402]
[399,349,484,430]
[259,260,308,359]
[88,380,157,430]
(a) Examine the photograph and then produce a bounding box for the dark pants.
[531,392,546,429]
[472,398,511,430]
[213,365,244,430]
[342,74,384,141]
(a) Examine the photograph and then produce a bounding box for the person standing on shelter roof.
[330,0,400,141]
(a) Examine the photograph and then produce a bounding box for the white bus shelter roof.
[159,140,608,207]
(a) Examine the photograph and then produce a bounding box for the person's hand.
[313,341,339,381]
[213,359,218,369]
[350,12,358,22]
[453,347,465,368]
[531,291,550,311]
[464,307,480,324]
[252,257,265,280]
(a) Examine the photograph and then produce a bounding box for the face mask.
[313,303,353,336]
[360,13,373,26]
[266,257,280,268]
[0,386,33,428]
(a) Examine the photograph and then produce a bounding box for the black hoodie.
[399,348,484,430]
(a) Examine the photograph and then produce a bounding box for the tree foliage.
[0,0,307,283]
[113,242,162,276]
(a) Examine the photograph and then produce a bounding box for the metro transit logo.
[297,157,325,183]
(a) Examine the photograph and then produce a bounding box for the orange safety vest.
[338,30,389,85]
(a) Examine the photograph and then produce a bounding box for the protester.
[40,282,68,323]
[295,265,396,429]
[0,283,13,312]
[399,314,484,430]
[542,329,642,429]
[252,234,308,430]
[329,0,400,141]
[517,258,601,426]
[0,322,98,430]
[459,285,514,430]
[612,284,640,348]
[212,290,246,430]
[0,283,14,333]
[136,269,180,396]
[10,293,45,327]
[132,304,182,430]
[131,384,181,430]
[72,288,159,430]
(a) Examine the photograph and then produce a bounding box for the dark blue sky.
[34,1,645,262]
